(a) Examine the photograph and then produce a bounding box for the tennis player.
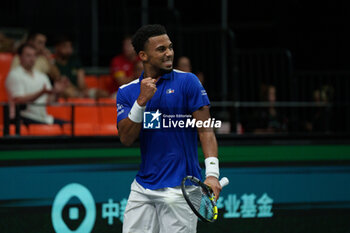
[117,24,222,233]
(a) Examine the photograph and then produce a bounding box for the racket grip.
[219,177,229,188]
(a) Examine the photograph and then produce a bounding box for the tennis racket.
[181,176,229,223]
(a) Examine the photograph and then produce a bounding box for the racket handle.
[219,177,229,188]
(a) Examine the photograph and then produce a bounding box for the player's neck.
[144,67,161,80]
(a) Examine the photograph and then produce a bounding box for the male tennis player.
[117,24,221,233]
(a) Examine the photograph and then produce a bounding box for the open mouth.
[163,60,173,67]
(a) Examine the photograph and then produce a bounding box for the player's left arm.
[192,106,222,200]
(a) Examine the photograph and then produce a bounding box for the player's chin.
[165,65,173,71]
[162,63,173,70]
[159,67,173,75]
[162,60,173,69]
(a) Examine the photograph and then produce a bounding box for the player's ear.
[139,51,147,62]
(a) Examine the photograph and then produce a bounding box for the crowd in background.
[0,31,334,134]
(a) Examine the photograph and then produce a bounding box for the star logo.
[143,110,162,129]
[151,109,162,122]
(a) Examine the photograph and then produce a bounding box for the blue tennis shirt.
[116,69,210,190]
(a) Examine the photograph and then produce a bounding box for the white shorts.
[122,180,199,233]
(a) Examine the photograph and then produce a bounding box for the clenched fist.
[137,77,157,106]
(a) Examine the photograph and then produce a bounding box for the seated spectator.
[54,36,108,98]
[10,32,61,82]
[247,85,288,133]
[5,43,68,125]
[305,85,334,132]
[175,56,232,133]
[176,56,205,85]
[176,56,192,72]
[109,36,140,95]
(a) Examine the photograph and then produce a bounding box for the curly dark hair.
[131,24,167,54]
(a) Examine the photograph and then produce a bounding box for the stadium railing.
[0,100,118,137]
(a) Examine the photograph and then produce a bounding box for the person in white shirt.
[6,43,67,125]
[10,32,61,82]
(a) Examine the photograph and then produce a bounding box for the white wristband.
[205,157,220,179]
[128,100,145,123]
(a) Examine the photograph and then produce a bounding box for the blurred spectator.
[109,36,140,95]
[5,43,68,125]
[54,36,108,98]
[110,60,144,99]
[176,56,191,72]
[175,56,232,133]
[305,85,334,132]
[176,56,205,85]
[0,32,15,52]
[246,85,288,133]
[11,32,61,82]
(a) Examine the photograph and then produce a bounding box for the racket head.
[181,176,218,223]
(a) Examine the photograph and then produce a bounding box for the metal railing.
[0,101,117,137]
[1,100,349,137]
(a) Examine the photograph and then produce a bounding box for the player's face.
[144,34,174,72]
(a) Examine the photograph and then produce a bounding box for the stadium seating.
[66,98,96,104]
[97,98,118,135]
[0,53,13,79]
[10,124,28,136]
[0,105,2,125]
[0,124,28,137]
[84,75,99,88]
[0,53,12,130]
[63,98,99,136]
[1,94,118,137]
[0,74,8,102]
[47,98,71,121]
[27,124,63,136]
[98,74,113,92]
[0,73,7,135]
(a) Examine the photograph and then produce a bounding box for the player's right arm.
[118,77,157,146]
[118,118,142,146]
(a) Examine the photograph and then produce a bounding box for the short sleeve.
[5,72,25,98]
[185,73,210,113]
[116,88,132,126]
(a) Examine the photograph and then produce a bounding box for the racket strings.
[187,183,214,220]
[198,191,215,220]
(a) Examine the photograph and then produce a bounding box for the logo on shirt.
[166,88,175,94]
[143,110,162,129]
[117,104,124,115]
